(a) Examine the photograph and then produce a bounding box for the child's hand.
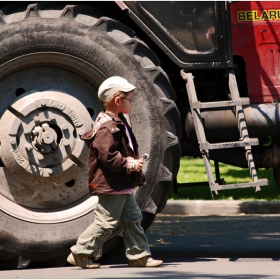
[134,159,143,172]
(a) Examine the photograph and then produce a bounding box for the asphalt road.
[1,214,280,279]
[146,214,280,259]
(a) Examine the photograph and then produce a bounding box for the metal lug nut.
[41,101,46,106]
[34,117,40,124]
[42,123,49,130]
[25,145,33,151]
[38,155,44,161]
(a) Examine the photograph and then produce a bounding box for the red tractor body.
[231,1,280,103]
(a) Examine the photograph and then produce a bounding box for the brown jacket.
[82,112,145,196]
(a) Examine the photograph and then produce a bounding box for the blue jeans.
[71,194,151,260]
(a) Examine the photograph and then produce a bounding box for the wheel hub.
[0,90,93,208]
[32,123,58,153]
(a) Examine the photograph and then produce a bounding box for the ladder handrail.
[180,69,268,195]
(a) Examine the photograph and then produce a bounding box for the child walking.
[67,76,163,269]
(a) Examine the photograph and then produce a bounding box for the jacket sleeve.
[92,127,136,173]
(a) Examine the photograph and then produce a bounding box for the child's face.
[118,90,134,114]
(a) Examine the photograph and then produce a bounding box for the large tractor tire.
[0,3,181,268]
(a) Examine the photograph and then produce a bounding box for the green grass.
[170,156,280,201]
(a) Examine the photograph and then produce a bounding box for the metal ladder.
[180,69,268,195]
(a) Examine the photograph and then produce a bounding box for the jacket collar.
[104,111,124,125]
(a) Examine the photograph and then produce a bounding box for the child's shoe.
[129,256,163,267]
[67,252,100,269]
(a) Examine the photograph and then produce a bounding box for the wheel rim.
[0,52,105,222]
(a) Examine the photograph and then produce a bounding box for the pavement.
[161,200,280,215]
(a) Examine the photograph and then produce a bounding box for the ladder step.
[181,69,269,194]
[192,98,250,109]
[212,178,268,191]
[200,138,259,150]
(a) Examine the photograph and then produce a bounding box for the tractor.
[0,1,278,268]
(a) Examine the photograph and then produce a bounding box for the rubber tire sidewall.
[0,16,177,264]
